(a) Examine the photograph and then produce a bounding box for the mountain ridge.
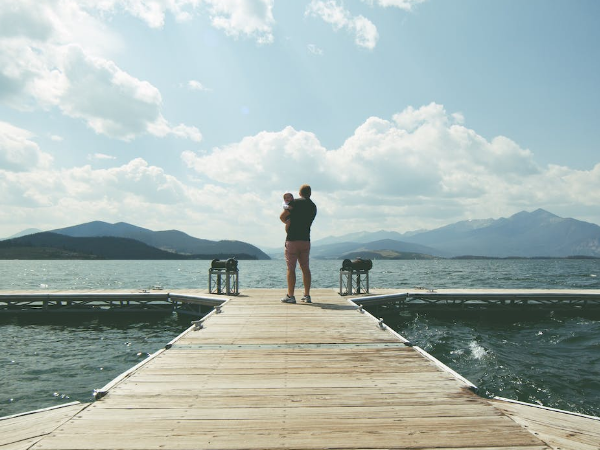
[0,221,270,260]
[4,209,600,260]
[312,209,600,259]
[50,221,270,260]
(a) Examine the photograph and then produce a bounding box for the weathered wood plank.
[490,399,600,450]
[0,403,88,448]
[6,289,581,450]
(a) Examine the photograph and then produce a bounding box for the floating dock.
[2,288,600,315]
[357,288,600,309]
[1,289,599,450]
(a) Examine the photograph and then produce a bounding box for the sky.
[1,0,599,250]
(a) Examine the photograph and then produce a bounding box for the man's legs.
[297,241,311,299]
[286,266,296,297]
[283,241,298,302]
[300,266,311,295]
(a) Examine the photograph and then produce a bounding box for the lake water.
[1,259,599,418]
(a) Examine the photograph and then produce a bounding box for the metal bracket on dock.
[191,319,204,330]
[93,389,108,400]
[378,318,386,329]
[357,304,364,313]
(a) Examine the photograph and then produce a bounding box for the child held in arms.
[282,192,294,232]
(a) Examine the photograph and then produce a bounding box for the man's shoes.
[281,295,296,303]
[301,295,312,303]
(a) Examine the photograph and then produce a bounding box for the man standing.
[280,184,317,304]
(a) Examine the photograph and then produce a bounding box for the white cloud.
[187,80,211,91]
[0,0,200,142]
[0,121,53,171]
[83,0,201,29]
[1,100,599,247]
[88,152,117,161]
[362,0,426,11]
[0,157,194,228]
[204,0,275,44]
[352,15,379,49]
[305,0,378,49]
[307,44,324,56]
[180,103,600,241]
[182,126,327,189]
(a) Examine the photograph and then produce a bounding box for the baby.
[282,192,294,232]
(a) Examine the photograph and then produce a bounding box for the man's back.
[287,197,317,241]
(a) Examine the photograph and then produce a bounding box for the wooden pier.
[2,288,600,315]
[2,289,598,450]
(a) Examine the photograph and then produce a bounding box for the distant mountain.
[1,228,42,240]
[312,209,600,258]
[313,230,407,246]
[0,232,186,260]
[311,238,447,259]
[343,250,438,260]
[403,209,600,257]
[51,221,270,260]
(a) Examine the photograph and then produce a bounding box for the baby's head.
[283,192,294,204]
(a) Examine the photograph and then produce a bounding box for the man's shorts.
[285,240,311,271]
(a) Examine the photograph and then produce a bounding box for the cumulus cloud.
[0,156,198,240]
[0,0,201,142]
[307,44,324,55]
[88,153,117,161]
[80,0,275,44]
[362,0,426,10]
[86,0,201,29]
[180,103,600,238]
[306,0,378,49]
[187,80,211,91]
[0,153,275,244]
[1,103,599,246]
[204,0,275,44]
[182,126,327,189]
[0,121,53,171]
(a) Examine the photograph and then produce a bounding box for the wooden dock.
[2,288,600,315]
[2,289,599,450]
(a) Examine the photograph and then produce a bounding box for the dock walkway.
[3,289,599,449]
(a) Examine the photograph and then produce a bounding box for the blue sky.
[1,0,599,249]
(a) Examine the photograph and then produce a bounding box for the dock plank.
[490,399,600,450]
[0,403,88,449]
[10,289,561,449]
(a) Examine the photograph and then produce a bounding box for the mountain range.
[309,209,600,259]
[2,209,599,260]
[0,221,270,260]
